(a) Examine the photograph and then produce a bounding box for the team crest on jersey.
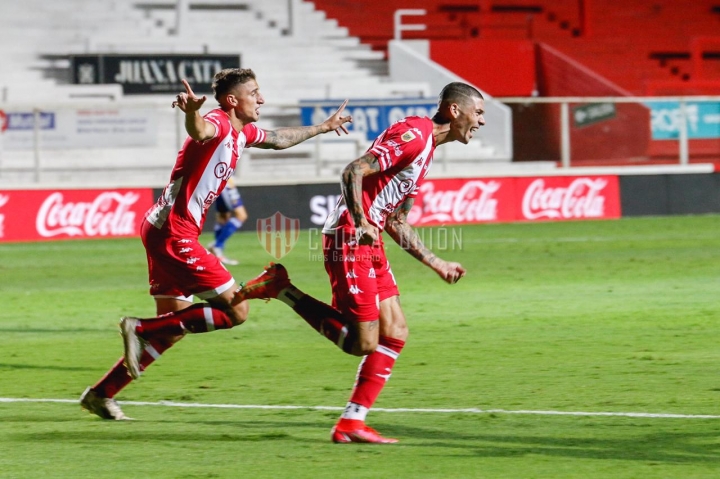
[401,130,416,142]
[256,211,300,260]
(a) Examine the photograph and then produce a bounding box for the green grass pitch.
[1,215,719,478]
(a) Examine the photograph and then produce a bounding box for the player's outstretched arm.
[255,100,352,150]
[385,198,466,284]
[171,79,216,142]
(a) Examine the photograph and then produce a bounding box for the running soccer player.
[80,68,352,420]
[238,82,484,443]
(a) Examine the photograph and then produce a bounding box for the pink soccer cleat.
[237,263,291,302]
[331,419,398,444]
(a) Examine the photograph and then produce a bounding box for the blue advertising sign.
[646,101,720,140]
[300,99,437,141]
[6,112,56,130]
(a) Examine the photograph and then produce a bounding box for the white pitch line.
[1,397,719,419]
[464,234,718,245]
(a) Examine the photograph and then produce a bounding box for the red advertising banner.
[0,188,155,242]
[409,175,620,225]
[516,175,621,221]
[409,177,516,225]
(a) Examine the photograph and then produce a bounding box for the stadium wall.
[1,172,717,243]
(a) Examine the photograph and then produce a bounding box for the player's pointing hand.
[172,79,207,113]
[323,99,353,136]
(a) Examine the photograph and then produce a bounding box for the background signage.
[646,101,720,140]
[71,54,241,94]
[1,108,157,150]
[300,99,437,141]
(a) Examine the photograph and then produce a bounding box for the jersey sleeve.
[242,123,267,147]
[203,110,227,141]
[367,124,426,172]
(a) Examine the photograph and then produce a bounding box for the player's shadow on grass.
[15,429,296,443]
[0,327,106,333]
[0,363,95,372]
[384,423,720,464]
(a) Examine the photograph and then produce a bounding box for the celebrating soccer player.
[80,68,352,420]
[238,82,484,443]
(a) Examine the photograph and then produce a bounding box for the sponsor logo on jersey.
[348,285,364,294]
[214,162,232,180]
[387,139,403,156]
[203,191,218,214]
[346,271,357,279]
[399,178,415,194]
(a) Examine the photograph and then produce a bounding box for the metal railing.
[497,96,720,168]
[1,95,718,187]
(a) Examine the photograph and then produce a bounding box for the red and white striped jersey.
[146,108,266,237]
[323,116,435,234]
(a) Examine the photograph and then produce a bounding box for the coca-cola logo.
[0,194,8,238]
[522,178,607,220]
[411,180,500,224]
[36,191,140,237]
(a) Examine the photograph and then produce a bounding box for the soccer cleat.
[219,255,239,266]
[79,387,132,420]
[120,317,145,380]
[237,263,291,302]
[208,243,239,266]
[331,419,398,444]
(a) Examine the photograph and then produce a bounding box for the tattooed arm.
[385,197,467,284]
[341,153,380,245]
[255,99,352,150]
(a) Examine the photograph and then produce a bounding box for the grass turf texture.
[1,215,719,478]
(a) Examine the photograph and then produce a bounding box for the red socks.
[91,304,234,399]
[348,335,405,409]
[92,336,175,398]
[291,295,355,353]
[136,304,234,338]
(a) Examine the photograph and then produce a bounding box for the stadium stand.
[2,0,718,186]
[310,0,720,96]
[0,0,451,186]
[310,0,720,166]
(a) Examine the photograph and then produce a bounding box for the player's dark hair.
[433,82,483,124]
[438,82,483,107]
[212,68,257,100]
